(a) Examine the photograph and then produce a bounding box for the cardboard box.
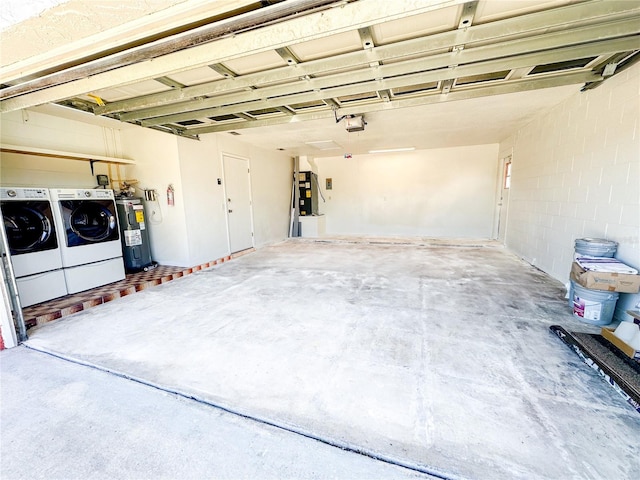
[601,327,640,360]
[570,262,640,293]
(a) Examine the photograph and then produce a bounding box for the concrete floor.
[0,347,432,480]
[4,238,640,479]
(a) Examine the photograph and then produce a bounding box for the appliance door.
[0,200,58,255]
[60,200,119,247]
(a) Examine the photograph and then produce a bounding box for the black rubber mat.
[550,325,640,413]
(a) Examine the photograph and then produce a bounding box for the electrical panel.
[298,171,318,216]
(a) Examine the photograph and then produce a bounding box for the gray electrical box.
[115,197,153,272]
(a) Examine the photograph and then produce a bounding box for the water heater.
[115,197,154,272]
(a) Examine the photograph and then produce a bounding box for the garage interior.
[1,1,640,479]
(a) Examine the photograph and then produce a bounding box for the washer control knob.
[7,190,16,197]
[84,190,92,198]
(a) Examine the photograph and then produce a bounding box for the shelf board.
[0,143,134,164]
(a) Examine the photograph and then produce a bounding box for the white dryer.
[50,188,125,293]
[0,187,68,306]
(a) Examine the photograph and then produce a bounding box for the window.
[504,160,512,189]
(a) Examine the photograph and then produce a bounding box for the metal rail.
[0,221,27,342]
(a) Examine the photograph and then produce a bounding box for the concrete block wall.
[315,144,500,238]
[504,62,640,319]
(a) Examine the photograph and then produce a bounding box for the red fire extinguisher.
[167,184,175,206]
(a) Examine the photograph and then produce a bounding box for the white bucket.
[571,281,618,326]
[574,238,617,258]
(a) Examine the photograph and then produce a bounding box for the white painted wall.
[315,144,499,238]
[0,108,122,187]
[1,105,292,267]
[0,107,130,348]
[121,129,292,266]
[243,146,293,249]
[176,135,229,265]
[119,126,190,266]
[503,62,640,320]
[214,134,293,249]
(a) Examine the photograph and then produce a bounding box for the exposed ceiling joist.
[0,0,339,101]
[86,0,640,118]
[358,27,375,50]
[323,99,340,109]
[150,39,617,127]
[275,106,295,115]
[377,90,391,102]
[457,1,479,29]
[1,0,638,152]
[0,0,258,85]
[208,63,238,78]
[275,47,300,65]
[154,77,186,89]
[133,33,637,125]
[184,70,602,135]
[441,79,454,95]
[124,18,638,122]
[235,113,256,121]
[0,0,469,113]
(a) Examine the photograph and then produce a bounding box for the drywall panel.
[246,147,293,248]
[504,62,640,320]
[0,109,123,158]
[120,127,189,267]
[315,144,499,238]
[177,132,291,264]
[0,109,121,187]
[177,135,229,266]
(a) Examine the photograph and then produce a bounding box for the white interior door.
[223,154,253,253]
[497,155,512,243]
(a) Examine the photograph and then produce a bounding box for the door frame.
[220,152,255,254]
[494,153,512,243]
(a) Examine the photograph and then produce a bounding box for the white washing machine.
[0,187,68,306]
[50,188,125,293]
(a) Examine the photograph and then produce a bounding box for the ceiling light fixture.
[368,147,416,154]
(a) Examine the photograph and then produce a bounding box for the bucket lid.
[575,237,618,248]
